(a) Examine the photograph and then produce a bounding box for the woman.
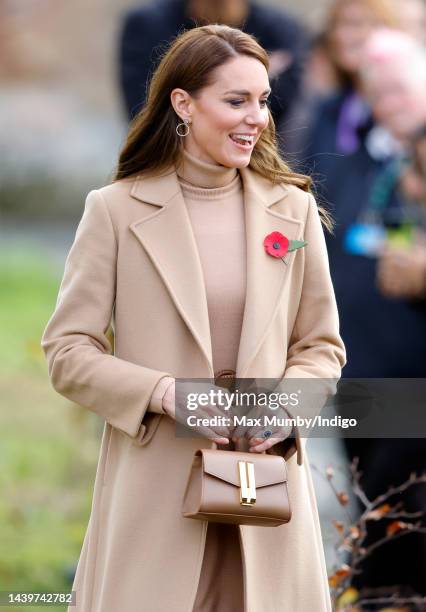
[41,25,346,612]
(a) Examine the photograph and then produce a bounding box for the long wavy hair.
[114,24,333,230]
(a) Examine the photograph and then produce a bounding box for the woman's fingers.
[211,437,230,445]
[173,405,232,442]
[189,419,230,443]
[248,436,266,446]
[196,407,233,439]
[231,405,264,440]
[249,436,285,453]
[174,383,233,442]
[238,406,293,452]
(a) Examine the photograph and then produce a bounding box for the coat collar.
[129,165,303,378]
[129,163,289,208]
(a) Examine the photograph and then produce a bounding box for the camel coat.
[41,162,346,612]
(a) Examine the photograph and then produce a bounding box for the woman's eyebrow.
[223,88,272,95]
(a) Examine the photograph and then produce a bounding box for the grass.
[0,246,100,610]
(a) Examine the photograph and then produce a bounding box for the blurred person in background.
[375,124,426,307]
[300,0,399,181]
[296,0,425,166]
[311,25,426,597]
[284,0,425,157]
[361,29,426,304]
[118,0,308,133]
[282,31,340,155]
[300,32,340,101]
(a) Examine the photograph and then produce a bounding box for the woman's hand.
[231,405,293,453]
[162,379,233,445]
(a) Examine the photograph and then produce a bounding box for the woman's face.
[329,1,381,74]
[171,55,270,167]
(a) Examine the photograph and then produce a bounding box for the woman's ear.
[170,88,193,122]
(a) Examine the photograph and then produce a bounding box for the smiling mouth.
[229,134,255,149]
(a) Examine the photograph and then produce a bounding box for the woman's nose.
[246,107,268,128]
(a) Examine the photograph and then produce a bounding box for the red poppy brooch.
[263,231,307,265]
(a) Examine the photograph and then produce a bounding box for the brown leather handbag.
[181,446,291,526]
[181,369,292,527]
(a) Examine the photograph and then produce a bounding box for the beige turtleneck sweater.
[148,147,247,413]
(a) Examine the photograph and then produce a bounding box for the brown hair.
[114,24,333,231]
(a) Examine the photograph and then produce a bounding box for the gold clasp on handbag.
[238,461,256,506]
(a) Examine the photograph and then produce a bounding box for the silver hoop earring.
[176,118,191,137]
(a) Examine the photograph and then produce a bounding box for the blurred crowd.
[116,0,426,599]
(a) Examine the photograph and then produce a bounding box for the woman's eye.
[228,99,270,107]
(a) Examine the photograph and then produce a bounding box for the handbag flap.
[198,449,288,488]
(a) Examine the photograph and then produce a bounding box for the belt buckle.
[214,369,236,392]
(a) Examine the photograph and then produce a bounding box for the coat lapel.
[129,165,303,379]
[236,168,303,377]
[129,169,214,375]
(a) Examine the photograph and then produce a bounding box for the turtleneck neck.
[176,147,238,189]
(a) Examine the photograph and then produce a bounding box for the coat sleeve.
[148,376,175,414]
[269,193,347,465]
[41,189,172,444]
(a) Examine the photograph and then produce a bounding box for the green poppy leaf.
[288,240,308,252]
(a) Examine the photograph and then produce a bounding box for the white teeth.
[230,134,254,145]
